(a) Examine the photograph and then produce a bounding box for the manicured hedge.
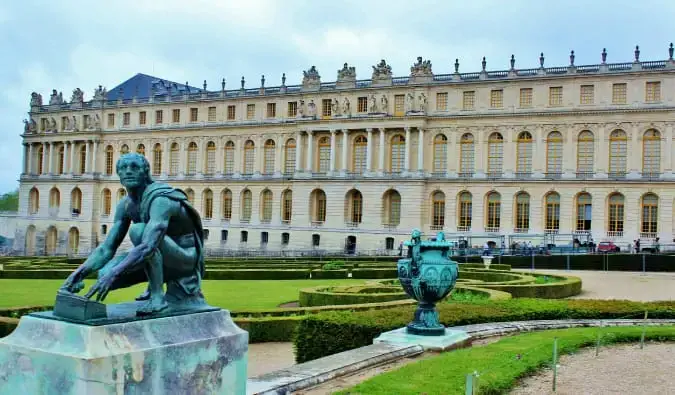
[478,273,582,298]
[458,263,511,271]
[299,286,409,307]
[204,269,311,280]
[310,269,349,279]
[294,298,675,363]
[350,268,398,279]
[499,253,675,272]
[234,316,304,343]
[457,270,534,285]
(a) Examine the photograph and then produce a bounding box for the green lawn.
[0,279,362,311]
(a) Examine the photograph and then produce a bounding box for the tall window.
[35,145,43,174]
[105,145,114,175]
[353,136,367,173]
[487,133,503,176]
[79,146,86,174]
[208,106,216,122]
[458,192,472,230]
[71,187,82,215]
[117,188,126,202]
[515,192,530,231]
[139,111,147,125]
[459,133,474,176]
[287,101,297,117]
[485,192,501,231]
[358,97,368,113]
[190,108,198,122]
[57,146,64,174]
[462,91,475,110]
[222,189,232,220]
[311,189,327,223]
[432,191,445,228]
[202,189,213,219]
[318,136,330,173]
[608,193,625,233]
[612,83,627,104]
[186,142,198,175]
[68,228,79,254]
[243,140,255,175]
[169,143,179,176]
[263,140,275,175]
[394,95,404,116]
[546,131,563,176]
[641,194,658,236]
[224,141,235,175]
[609,130,627,177]
[241,189,252,221]
[246,104,255,119]
[172,109,180,123]
[436,92,448,111]
[490,89,503,108]
[120,144,129,155]
[545,192,561,232]
[576,193,592,231]
[205,141,216,175]
[383,190,401,226]
[390,134,405,172]
[577,131,594,175]
[433,134,447,173]
[108,114,115,127]
[185,189,194,204]
[284,139,296,174]
[516,132,533,175]
[102,189,111,216]
[152,144,162,176]
[49,188,60,210]
[136,144,146,156]
[580,85,594,105]
[260,190,273,223]
[519,88,533,108]
[266,103,276,118]
[28,188,39,214]
[123,112,130,126]
[646,81,661,102]
[322,99,332,117]
[46,227,57,255]
[227,105,236,120]
[549,86,563,106]
[642,129,661,176]
[282,189,292,223]
[347,190,363,224]
[155,110,163,124]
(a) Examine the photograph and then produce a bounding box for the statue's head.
[436,231,445,241]
[411,228,421,239]
[116,153,152,189]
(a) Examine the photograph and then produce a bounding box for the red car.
[597,241,620,253]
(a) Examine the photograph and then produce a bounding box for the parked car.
[597,241,620,253]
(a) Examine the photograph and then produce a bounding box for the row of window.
[23,225,80,255]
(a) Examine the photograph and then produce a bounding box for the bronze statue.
[61,153,205,316]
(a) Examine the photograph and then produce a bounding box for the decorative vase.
[397,230,459,336]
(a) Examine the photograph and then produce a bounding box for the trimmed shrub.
[204,269,310,280]
[299,286,409,307]
[310,269,348,279]
[234,316,304,343]
[478,274,582,298]
[458,263,511,271]
[350,268,398,279]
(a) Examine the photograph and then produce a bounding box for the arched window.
[222,189,232,220]
[71,187,82,216]
[281,189,293,223]
[152,143,162,176]
[29,187,39,214]
[49,187,60,210]
[260,189,273,223]
[202,189,213,219]
[46,226,57,255]
[284,139,296,175]
[241,189,252,221]
[102,188,111,216]
[642,129,661,177]
[186,141,198,175]
[25,225,36,255]
[390,135,405,172]
[184,188,194,204]
[458,192,472,231]
[79,145,86,174]
[577,131,594,175]
[609,130,627,177]
[120,144,129,155]
[516,132,533,175]
[346,189,363,224]
[204,141,216,175]
[486,192,501,231]
[641,194,658,236]
[353,136,367,173]
[433,134,447,173]
[459,133,474,176]
[169,142,179,176]
[243,140,255,175]
[546,131,563,176]
[37,145,44,174]
[136,144,145,156]
[224,141,235,175]
[117,188,126,202]
[58,145,65,174]
[382,190,401,226]
[68,227,79,255]
[487,133,503,176]
[576,193,592,231]
[310,189,327,223]
[545,192,561,232]
[608,193,625,234]
[105,145,114,175]
[515,192,530,232]
[431,191,445,228]
[263,140,275,175]
[318,136,330,173]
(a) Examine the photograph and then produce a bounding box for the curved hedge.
[310,269,349,279]
[477,273,583,298]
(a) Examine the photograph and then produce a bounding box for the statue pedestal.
[0,309,248,394]
[374,327,470,351]
[482,256,494,269]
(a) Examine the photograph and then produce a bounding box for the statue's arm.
[84,199,131,272]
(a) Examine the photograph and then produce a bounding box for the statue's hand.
[61,266,88,294]
[84,270,117,302]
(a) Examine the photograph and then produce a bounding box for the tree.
[0,190,19,211]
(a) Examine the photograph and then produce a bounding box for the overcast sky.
[1,0,673,194]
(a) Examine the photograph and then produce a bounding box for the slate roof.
[106,73,204,100]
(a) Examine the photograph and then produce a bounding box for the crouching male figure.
[61,153,205,315]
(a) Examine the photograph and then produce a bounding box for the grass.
[535,275,563,284]
[338,325,675,395]
[449,290,490,302]
[0,279,362,311]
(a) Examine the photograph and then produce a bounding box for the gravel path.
[510,343,675,395]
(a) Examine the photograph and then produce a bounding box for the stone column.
[417,128,425,173]
[27,144,33,175]
[22,144,27,175]
[295,131,303,173]
[48,142,54,174]
[404,127,411,172]
[197,138,205,176]
[306,130,314,173]
[341,129,349,174]
[41,142,48,175]
[180,139,188,177]
[329,129,337,174]
[84,140,91,173]
[92,140,98,174]
[70,141,76,174]
[596,125,606,176]
[666,124,673,174]
[274,137,282,176]
[63,142,69,175]
[162,139,170,177]
[366,128,373,173]
[378,128,386,174]
[629,124,640,176]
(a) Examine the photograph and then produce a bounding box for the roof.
[106,73,203,100]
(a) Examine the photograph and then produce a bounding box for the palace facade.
[15,46,675,255]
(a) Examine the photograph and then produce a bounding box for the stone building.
[15,45,675,255]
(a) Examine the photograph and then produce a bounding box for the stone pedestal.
[0,309,248,394]
[482,255,493,269]
[374,327,470,351]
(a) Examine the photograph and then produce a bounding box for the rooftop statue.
[372,59,393,78]
[410,56,433,76]
[337,62,356,79]
[303,65,320,80]
[71,88,84,103]
[93,85,107,101]
[61,153,206,316]
[30,92,42,107]
[48,89,64,105]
